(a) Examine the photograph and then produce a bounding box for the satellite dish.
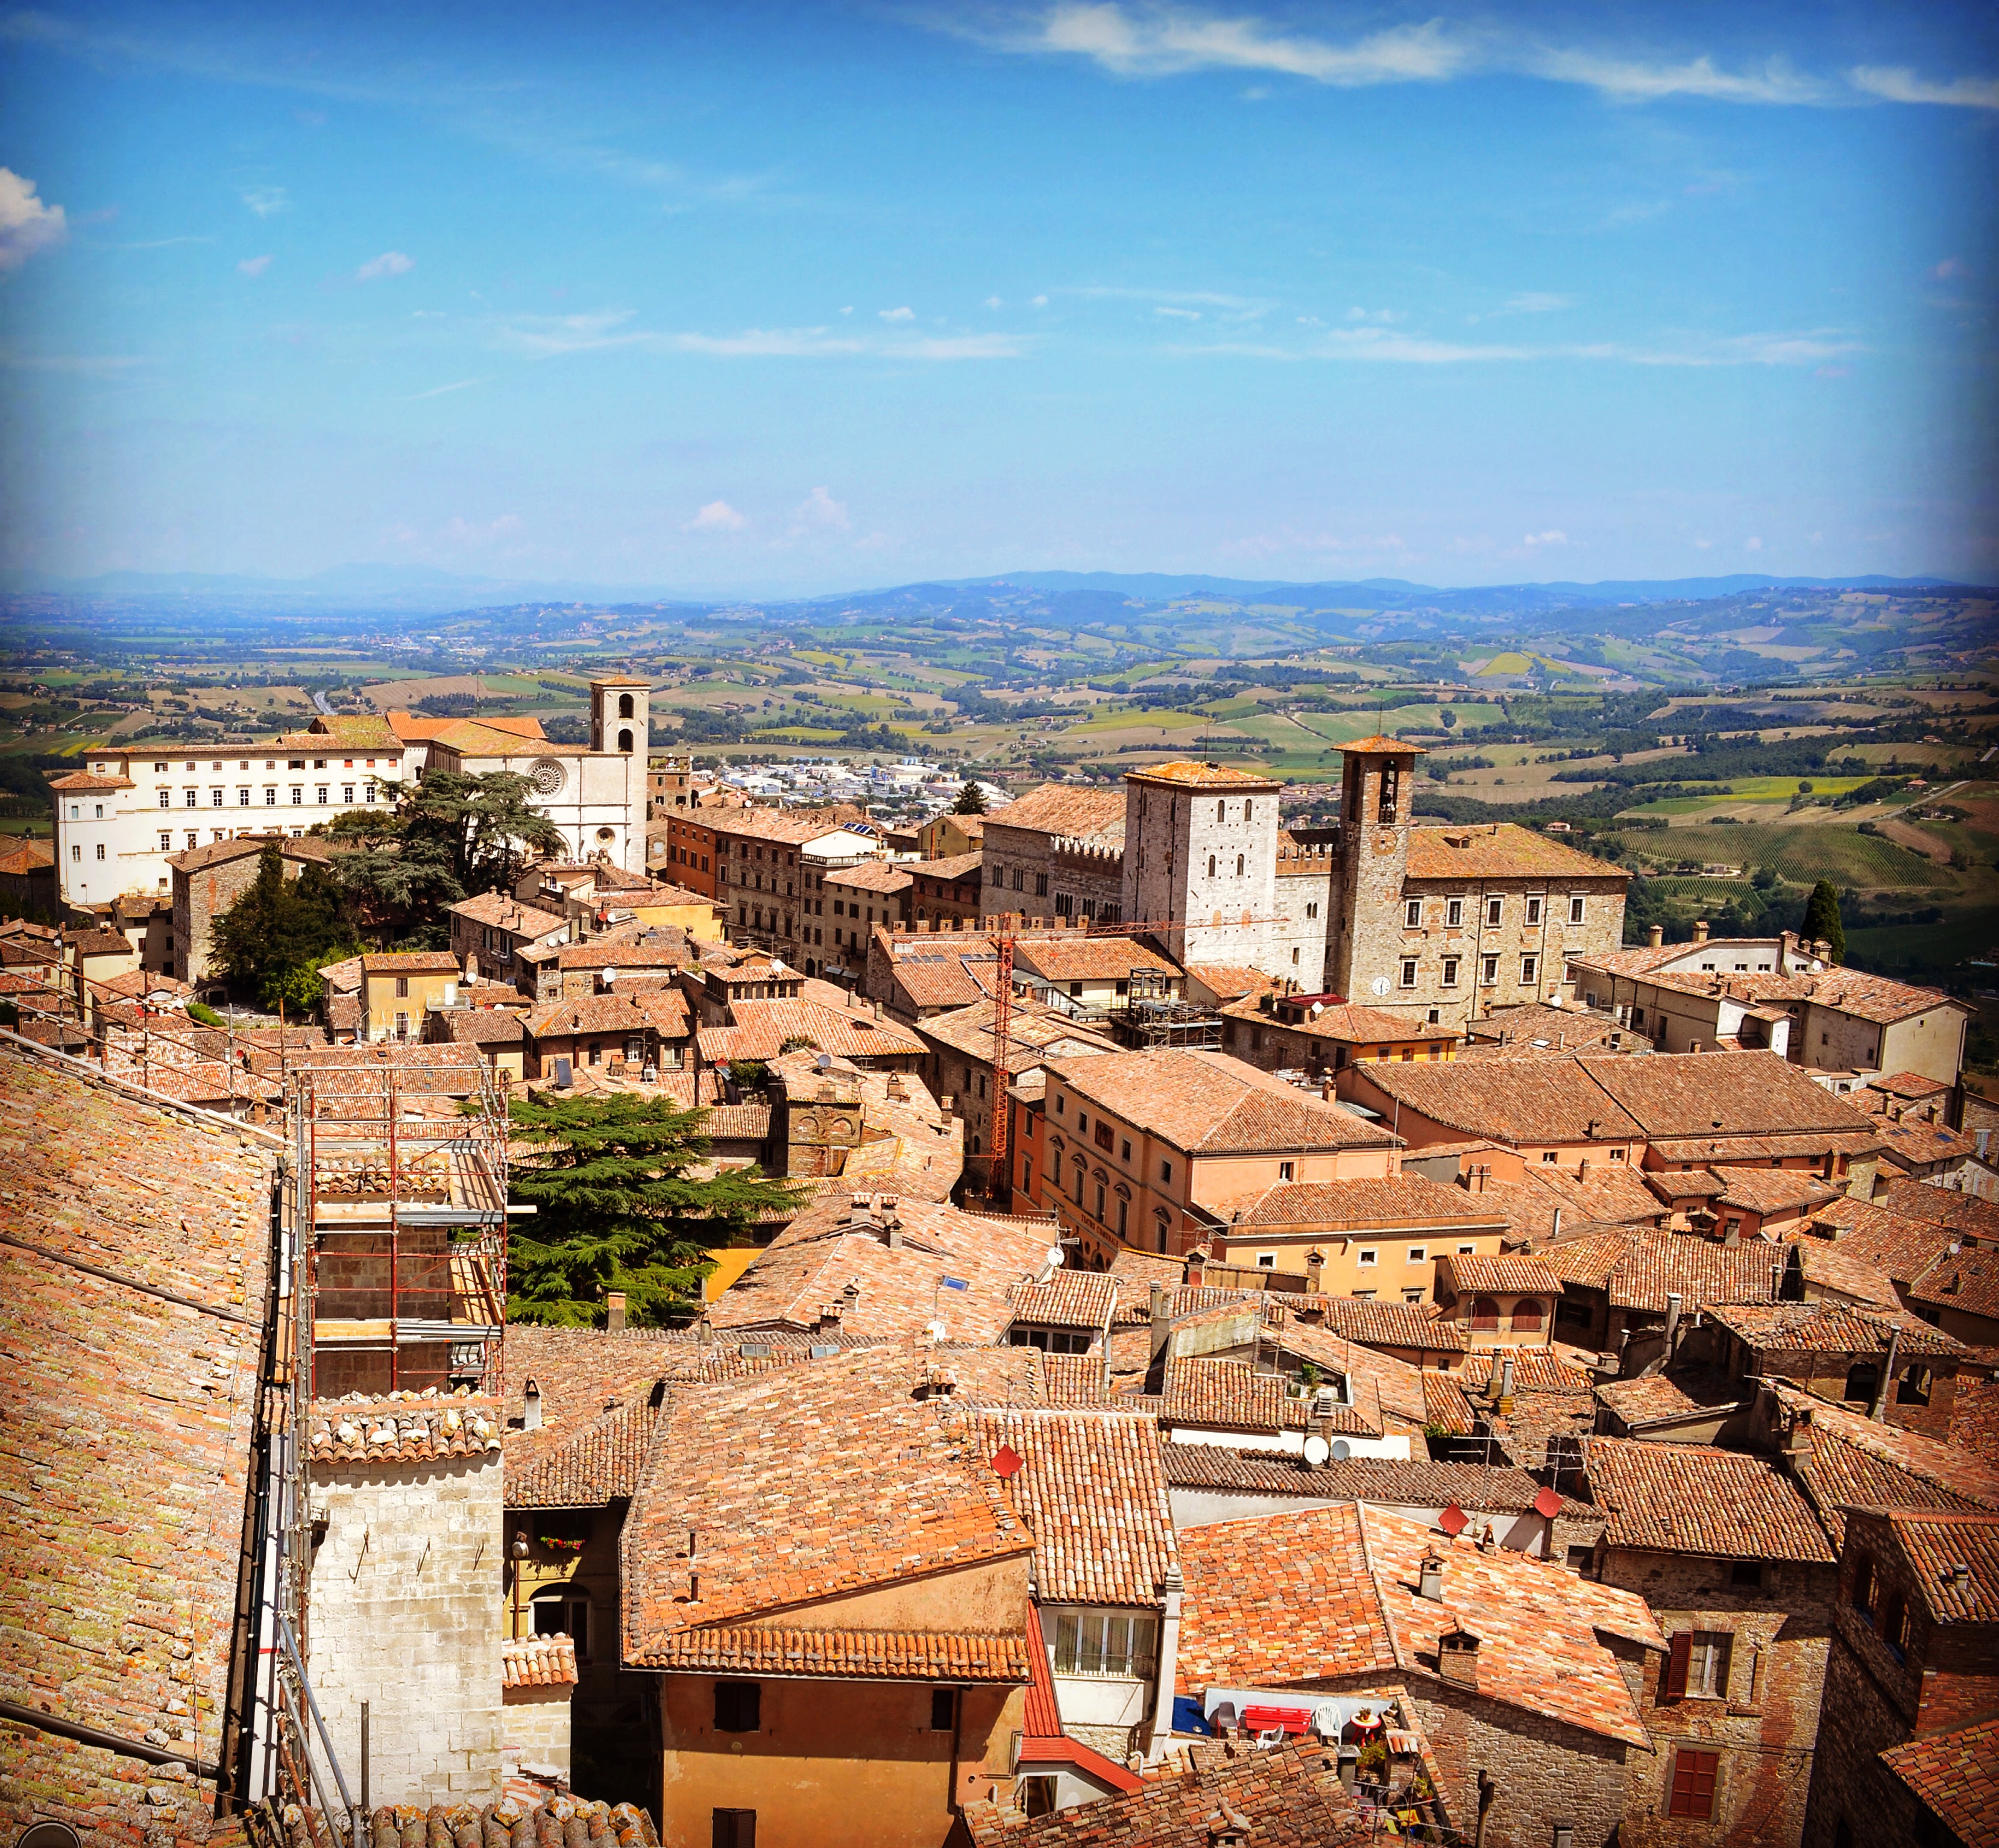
[602,967,617,985]
[1045,1246,1065,1269]
[924,1319,946,1342]
[1370,977,1390,997]
[1330,1439,1352,1462]
[1302,1435,1330,1467]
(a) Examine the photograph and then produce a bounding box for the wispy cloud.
[1522,529,1569,547]
[238,254,272,277]
[944,5,1999,110]
[688,500,747,532]
[878,305,915,322]
[357,250,414,281]
[0,167,67,270]
[1505,292,1570,313]
[491,310,1021,361]
[793,486,851,531]
[239,184,289,218]
[1849,65,1999,109]
[411,376,490,399]
[1168,322,1862,368]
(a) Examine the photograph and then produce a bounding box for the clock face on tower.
[530,758,566,796]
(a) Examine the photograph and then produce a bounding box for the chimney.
[697,1318,714,1345]
[1435,1625,1479,1691]
[1782,1403,1816,1471]
[1150,1282,1171,1365]
[1663,1291,1683,1351]
[1488,1351,1506,1396]
[1870,1324,1902,1422]
[1499,1356,1515,1409]
[1552,1205,1563,1239]
[605,1291,628,1333]
[1418,1550,1444,1601]
[1647,925,1664,949]
[1692,920,1710,945]
[522,1377,543,1431]
[1950,1564,1971,1595]
[1578,1158,1592,1182]
[887,1220,904,1251]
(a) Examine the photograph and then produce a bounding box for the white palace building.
[50,676,652,914]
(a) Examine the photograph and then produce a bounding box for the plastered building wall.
[307,1450,505,1805]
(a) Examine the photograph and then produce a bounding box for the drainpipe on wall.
[1147,1571,1185,1758]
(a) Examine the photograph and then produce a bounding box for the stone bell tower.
[590,677,651,873]
[1327,737,1423,1004]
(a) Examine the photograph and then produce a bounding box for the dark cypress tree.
[1799,878,1845,963]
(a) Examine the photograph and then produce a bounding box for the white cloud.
[492,310,1020,362]
[794,486,851,530]
[893,333,1023,359]
[0,168,68,270]
[1933,257,1966,280]
[1529,48,1824,104]
[688,500,747,532]
[1031,4,1471,86]
[411,376,490,399]
[1849,65,1999,109]
[984,295,1003,309]
[238,254,271,277]
[1031,294,1049,306]
[357,250,414,281]
[840,305,854,315]
[239,184,289,218]
[1155,304,1201,319]
[1522,530,1569,547]
[1171,322,1863,368]
[1693,537,1713,550]
[879,305,915,322]
[670,327,866,357]
[1505,292,1570,313]
[1745,536,1763,551]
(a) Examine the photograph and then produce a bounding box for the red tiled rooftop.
[1583,1435,1834,1562]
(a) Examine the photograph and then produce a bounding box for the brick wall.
[1801,1636,1926,1848]
[307,1450,505,1805]
[1599,1548,1834,1847]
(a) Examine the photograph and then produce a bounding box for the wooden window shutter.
[1663,1632,1691,1702]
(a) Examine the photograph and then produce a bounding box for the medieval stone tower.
[588,676,651,871]
[1326,737,1424,1002]
[1121,761,1297,979]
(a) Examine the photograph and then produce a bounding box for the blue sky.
[1,1,1994,595]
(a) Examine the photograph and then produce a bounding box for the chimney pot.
[1436,1624,1479,1689]
[1418,1550,1444,1601]
[1647,925,1664,948]
[605,1290,628,1333]
[1692,920,1710,945]
[521,1377,543,1431]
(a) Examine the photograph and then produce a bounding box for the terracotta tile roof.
[1474,1164,1666,1242]
[1182,963,1274,1004]
[1053,1049,1395,1155]
[979,1409,1178,1604]
[168,832,334,873]
[1338,734,1426,756]
[892,956,996,1011]
[1871,1070,1956,1102]
[1157,1448,1594,1518]
[1459,1003,1628,1058]
[1595,1368,1746,1430]
[1774,1384,1999,1547]
[1039,1353,1116,1406]
[501,1632,578,1687]
[1013,936,1180,983]
[447,891,568,935]
[1227,1175,1504,1234]
[509,1401,658,1506]
[1710,1301,1965,1358]
[1221,997,1458,1046]
[699,998,926,1065]
[1532,1225,1789,1314]
[1176,1504,1660,1744]
[1876,1116,1983,1172]
[1403,822,1616,882]
[705,807,832,846]
[705,1194,1056,1341]
[441,1008,527,1045]
[526,990,691,1040]
[981,782,1127,845]
[641,1626,1030,1680]
[1808,1195,1965,1285]
[918,995,1121,1075]
[0,835,54,872]
[1878,1509,1999,1624]
[0,1046,275,1796]
[1711,1168,1844,1215]
[1780,1232,1901,1309]
[1479,1345,1594,1395]
[1356,1058,1644,1145]
[307,1393,504,1465]
[1435,1252,1560,1296]
[1881,1181,1999,1243]
[1422,1371,1479,1435]
[1160,1356,1303,1433]
[623,1346,1034,1660]
[961,1738,1367,1848]
[1306,1298,1469,1354]
[1583,1436,1834,1561]
[1126,759,1283,790]
[1581,1049,1881,1139]
[913,848,983,880]
[71,927,137,957]
[1006,1268,1118,1333]
[360,951,461,974]
[1951,1375,1999,1469]
[47,769,136,790]
[555,942,689,970]
[1264,1320,1428,1432]
[1881,1717,1999,1848]
[824,860,915,896]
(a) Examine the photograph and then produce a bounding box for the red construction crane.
[983,910,1300,1210]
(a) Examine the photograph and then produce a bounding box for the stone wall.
[501,1686,572,1782]
[1801,1635,1926,1848]
[307,1450,505,1805]
[1123,776,1288,977]
[1599,1548,1834,1847]
[1327,755,1414,1012]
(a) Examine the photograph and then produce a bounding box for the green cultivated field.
[1661,823,1950,888]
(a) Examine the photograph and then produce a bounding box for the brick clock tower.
[1327,737,1424,1003]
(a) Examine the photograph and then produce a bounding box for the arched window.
[1217,800,1226,822]
[1844,1360,1880,1404]
[1208,855,1217,878]
[1154,1208,1171,1254]
[1244,800,1253,822]
[1897,1365,1933,1406]
[1236,854,1245,876]
[618,693,634,718]
[617,728,634,753]
[1470,1295,1500,1330]
[1511,1296,1543,1330]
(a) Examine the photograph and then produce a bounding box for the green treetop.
[503,1090,802,1327]
[952,779,988,816]
[1799,878,1846,963]
[209,844,357,1010]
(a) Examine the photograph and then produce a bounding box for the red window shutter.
[1663,1632,1691,1702]
[1669,1750,1719,1820]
